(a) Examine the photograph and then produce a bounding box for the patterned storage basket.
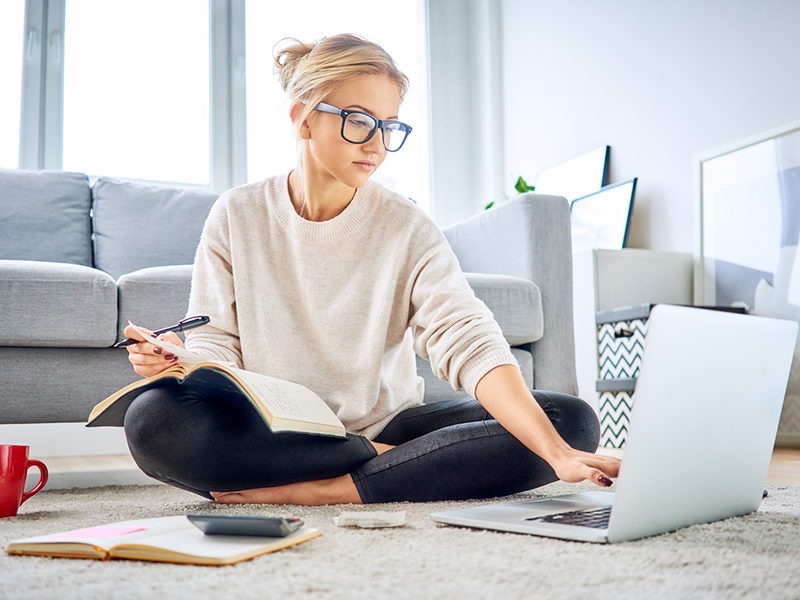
[596,304,653,380]
[596,378,636,448]
[595,305,654,448]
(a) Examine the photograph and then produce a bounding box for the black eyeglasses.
[314,102,412,152]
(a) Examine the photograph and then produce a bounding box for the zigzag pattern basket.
[597,379,636,448]
[596,305,652,380]
[595,305,652,448]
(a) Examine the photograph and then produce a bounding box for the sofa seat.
[0,259,117,347]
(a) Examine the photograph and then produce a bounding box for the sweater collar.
[271,173,376,244]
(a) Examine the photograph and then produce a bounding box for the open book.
[4,516,320,566]
[88,325,346,438]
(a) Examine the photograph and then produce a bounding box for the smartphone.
[187,514,304,537]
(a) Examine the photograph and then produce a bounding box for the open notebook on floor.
[431,304,798,543]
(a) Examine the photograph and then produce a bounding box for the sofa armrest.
[464,272,542,345]
[442,193,578,395]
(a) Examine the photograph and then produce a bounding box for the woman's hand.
[475,364,621,488]
[548,448,620,488]
[123,324,185,378]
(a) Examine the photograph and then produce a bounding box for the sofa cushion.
[117,265,194,342]
[92,178,219,279]
[0,260,117,347]
[0,169,93,266]
[465,272,543,345]
[0,347,139,423]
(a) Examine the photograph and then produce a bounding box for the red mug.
[0,445,48,518]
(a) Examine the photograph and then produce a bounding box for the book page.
[6,516,321,565]
[51,526,146,540]
[230,368,343,428]
[114,525,319,561]
[6,516,189,552]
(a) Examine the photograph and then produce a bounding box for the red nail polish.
[153,347,163,355]
[599,476,613,487]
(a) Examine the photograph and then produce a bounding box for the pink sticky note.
[51,526,146,540]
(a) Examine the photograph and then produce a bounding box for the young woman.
[122,34,620,505]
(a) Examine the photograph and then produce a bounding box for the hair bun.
[273,37,317,92]
[271,33,409,140]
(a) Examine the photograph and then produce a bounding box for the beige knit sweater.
[185,174,516,439]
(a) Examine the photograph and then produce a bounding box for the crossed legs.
[124,385,599,505]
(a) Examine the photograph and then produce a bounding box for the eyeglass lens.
[342,112,408,152]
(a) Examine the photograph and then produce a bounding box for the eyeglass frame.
[314,102,412,152]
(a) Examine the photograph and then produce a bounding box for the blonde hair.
[273,34,409,137]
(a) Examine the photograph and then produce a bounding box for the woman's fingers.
[589,454,621,479]
[593,470,614,487]
[123,323,152,343]
[123,323,179,376]
[159,330,186,348]
[553,451,621,487]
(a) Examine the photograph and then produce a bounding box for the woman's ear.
[290,103,312,140]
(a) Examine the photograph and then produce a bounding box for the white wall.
[500,0,800,253]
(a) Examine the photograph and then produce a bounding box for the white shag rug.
[1,481,800,600]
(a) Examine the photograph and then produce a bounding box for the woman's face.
[302,74,401,190]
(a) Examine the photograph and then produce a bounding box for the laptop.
[431,304,798,543]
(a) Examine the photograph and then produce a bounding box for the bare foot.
[210,474,361,506]
[371,441,395,455]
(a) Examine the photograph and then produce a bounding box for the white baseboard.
[0,422,130,457]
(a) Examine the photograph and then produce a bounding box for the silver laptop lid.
[606,305,797,543]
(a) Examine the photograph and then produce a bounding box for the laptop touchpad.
[507,498,600,517]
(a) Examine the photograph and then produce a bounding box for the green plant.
[485,176,535,210]
[514,176,535,194]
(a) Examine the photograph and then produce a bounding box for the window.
[244,0,430,212]
[62,0,210,184]
[7,0,431,205]
[0,1,25,169]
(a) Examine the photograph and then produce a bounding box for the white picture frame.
[535,146,609,202]
[695,117,800,447]
[694,117,800,310]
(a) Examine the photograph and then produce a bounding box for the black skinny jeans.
[123,382,600,503]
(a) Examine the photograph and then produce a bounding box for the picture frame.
[695,117,800,447]
[535,145,609,202]
[694,117,800,310]
[569,178,637,254]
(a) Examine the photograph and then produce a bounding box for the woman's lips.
[353,160,377,172]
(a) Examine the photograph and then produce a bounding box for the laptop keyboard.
[525,506,611,529]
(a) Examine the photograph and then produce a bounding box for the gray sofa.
[0,168,577,425]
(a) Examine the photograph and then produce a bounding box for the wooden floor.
[765,448,800,486]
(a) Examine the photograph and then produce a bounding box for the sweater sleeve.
[408,227,518,398]
[183,194,243,366]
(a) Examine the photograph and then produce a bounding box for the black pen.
[113,316,210,348]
